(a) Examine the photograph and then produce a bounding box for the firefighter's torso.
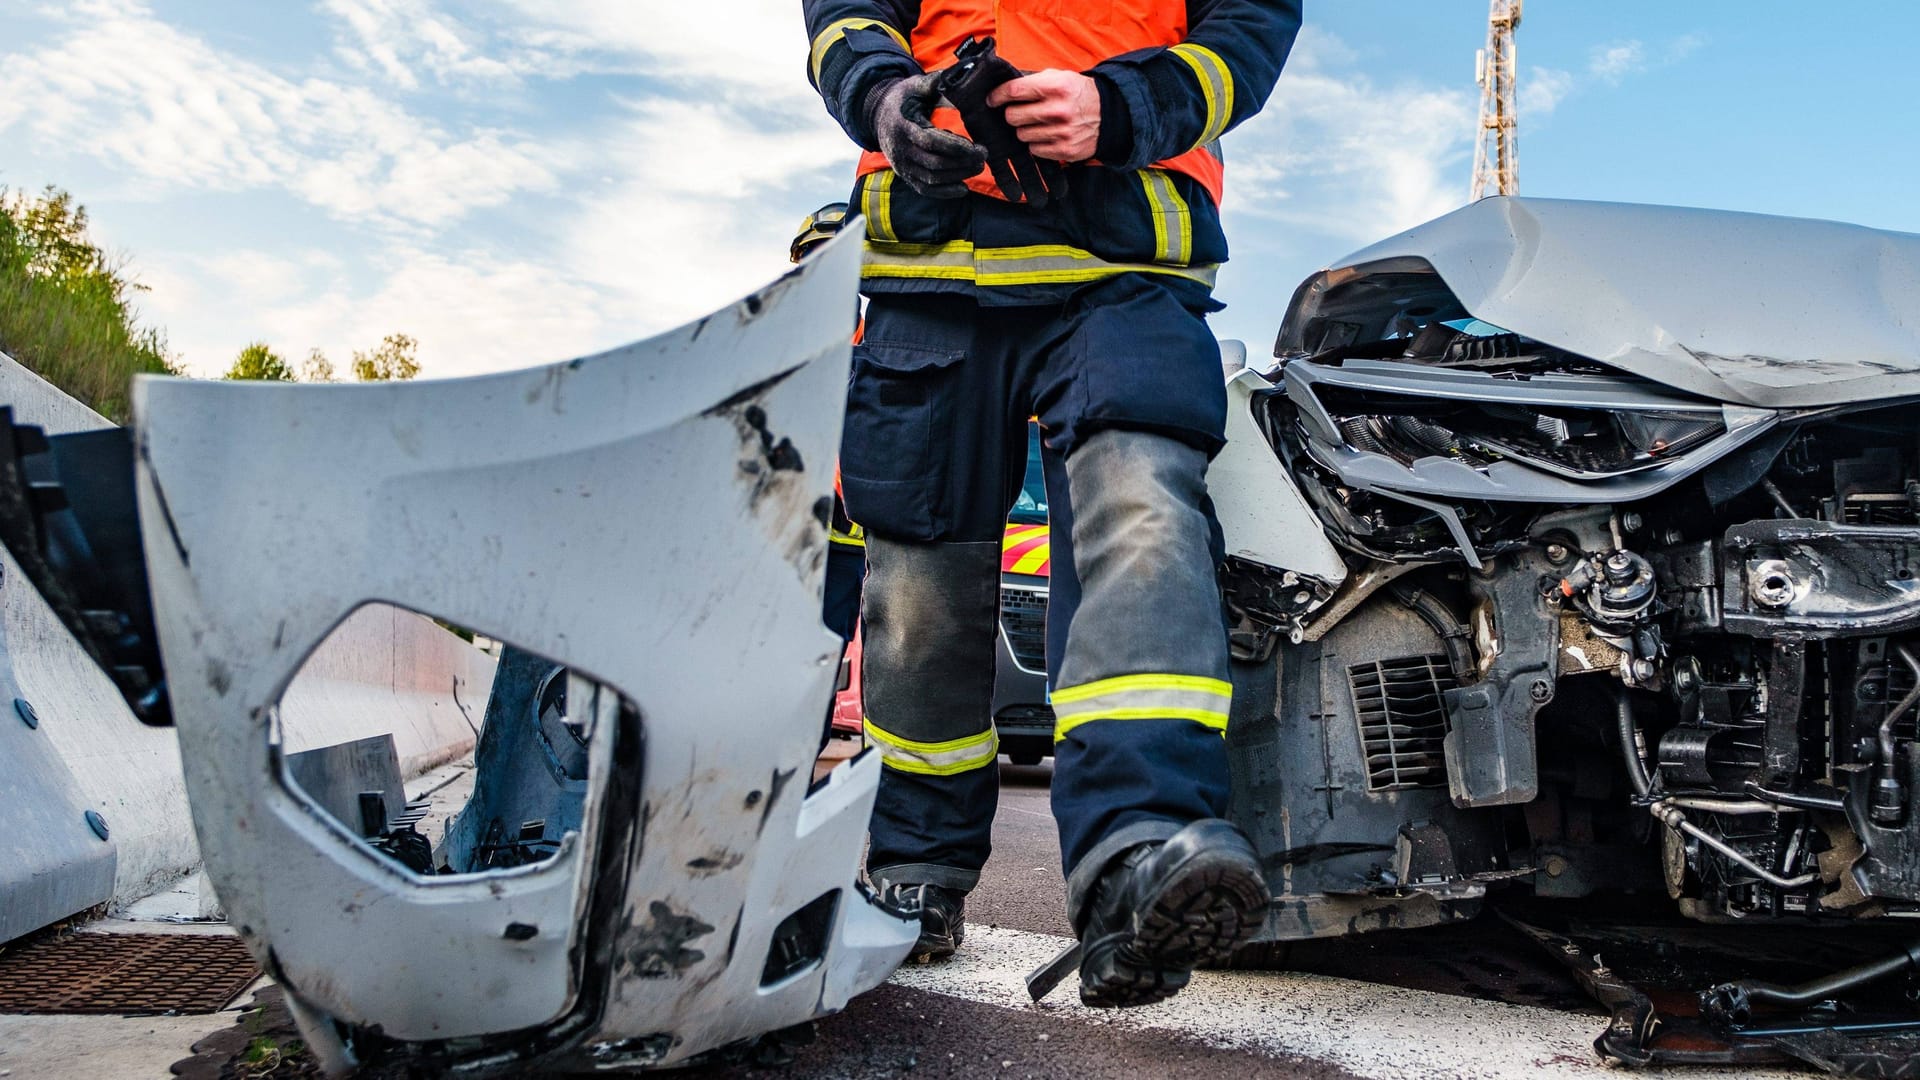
[854,0,1228,307]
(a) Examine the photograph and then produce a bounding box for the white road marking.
[889,924,1808,1080]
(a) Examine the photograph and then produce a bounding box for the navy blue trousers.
[840,276,1235,909]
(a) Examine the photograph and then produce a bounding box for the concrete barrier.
[0,351,197,913]
[279,604,495,778]
[0,350,493,938]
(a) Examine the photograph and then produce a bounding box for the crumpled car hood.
[1277,196,1920,408]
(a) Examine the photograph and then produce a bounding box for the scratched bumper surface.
[132,228,916,1072]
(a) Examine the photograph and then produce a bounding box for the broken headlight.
[1318,387,1726,481]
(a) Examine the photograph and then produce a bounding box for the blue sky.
[1,0,1915,377]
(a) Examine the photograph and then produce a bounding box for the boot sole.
[909,921,964,963]
[1080,844,1267,1008]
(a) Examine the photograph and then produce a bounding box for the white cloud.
[1520,67,1575,116]
[556,95,853,337]
[0,1,560,227]
[321,0,520,88]
[1667,33,1708,63]
[1223,28,1477,244]
[490,0,822,105]
[1589,39,1646,83]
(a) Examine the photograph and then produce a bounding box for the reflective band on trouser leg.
[1045,430,1234,875]
[865,717,1000,775]
[860,537,1003,893]
[862,240,1218,289]
[1051,673,1231,742]
[1168,43,1235,147]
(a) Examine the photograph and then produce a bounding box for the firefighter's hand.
[866,74,988,198]
[988,70,1101,163]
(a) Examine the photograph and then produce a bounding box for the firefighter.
[789,202,867,642]
[802,0,1300,1007]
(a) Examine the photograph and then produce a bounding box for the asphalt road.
[162,751,1832,1079]
[685,754,1635,1080]
[695,758,1364,1079]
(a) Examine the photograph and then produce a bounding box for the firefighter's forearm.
[805,0,924,149]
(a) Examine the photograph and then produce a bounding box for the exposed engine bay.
[1209,197,1920,1071]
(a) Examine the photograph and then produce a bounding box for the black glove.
[864,73,988,199]
[935,36,1066,209]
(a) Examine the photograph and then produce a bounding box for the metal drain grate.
[0,932,259,1015]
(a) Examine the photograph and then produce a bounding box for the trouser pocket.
[840,338,965,540]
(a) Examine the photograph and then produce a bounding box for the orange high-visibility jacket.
[804,0,1301,301]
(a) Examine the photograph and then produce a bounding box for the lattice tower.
[1471,0,1522,200]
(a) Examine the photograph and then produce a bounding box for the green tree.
[224,341,294,381]
[0,186,178,422]
[351,333,419,381]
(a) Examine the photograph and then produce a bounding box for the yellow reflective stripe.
[1169,43,1234,146]
[829,532,867,548]
[1142,173,1170,263]
[1055,707,1229,742]
[864,717,999,775]
[1009,542,1050,575]
[863,240,1218,289]
[1051,674,1232,743]
[861,171,898,243]
[810,18,909,84]
[1003,524,1047,546]
[1139,169,1192,266]
[1050,673,1232,704]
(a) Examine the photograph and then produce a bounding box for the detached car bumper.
[133,230,916,1073]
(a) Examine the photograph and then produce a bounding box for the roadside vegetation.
[221,333,420,383]
[0,186,177,423]
[0,184,422,416]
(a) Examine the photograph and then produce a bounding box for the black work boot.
[1076,818,1269,1008]
[881,882,966,962]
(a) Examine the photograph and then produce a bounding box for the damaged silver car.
[1209,196,1920,1072]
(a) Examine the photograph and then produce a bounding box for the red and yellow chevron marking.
[1001,523,1051,577]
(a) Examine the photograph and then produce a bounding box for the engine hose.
[1701,939,1920,1029]
[1652,802,1817,890]
[1871,645,1920,825]
[1742,780,1846,813]
[1617,686,1652,798]
[1388,584,1475,682]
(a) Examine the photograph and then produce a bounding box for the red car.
[833,424,1055,765]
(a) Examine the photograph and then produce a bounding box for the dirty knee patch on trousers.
[862,537,1002,889]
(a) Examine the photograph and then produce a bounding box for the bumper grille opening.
[761,889,839,987]
[999,586,1048,672]
[1349,655,1455,791]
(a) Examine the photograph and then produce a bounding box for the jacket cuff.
[821,28,922,151]
[1090,71,1136,167]
[1088,50,1171,171]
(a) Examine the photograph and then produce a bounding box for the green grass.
[0,187,179,424]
